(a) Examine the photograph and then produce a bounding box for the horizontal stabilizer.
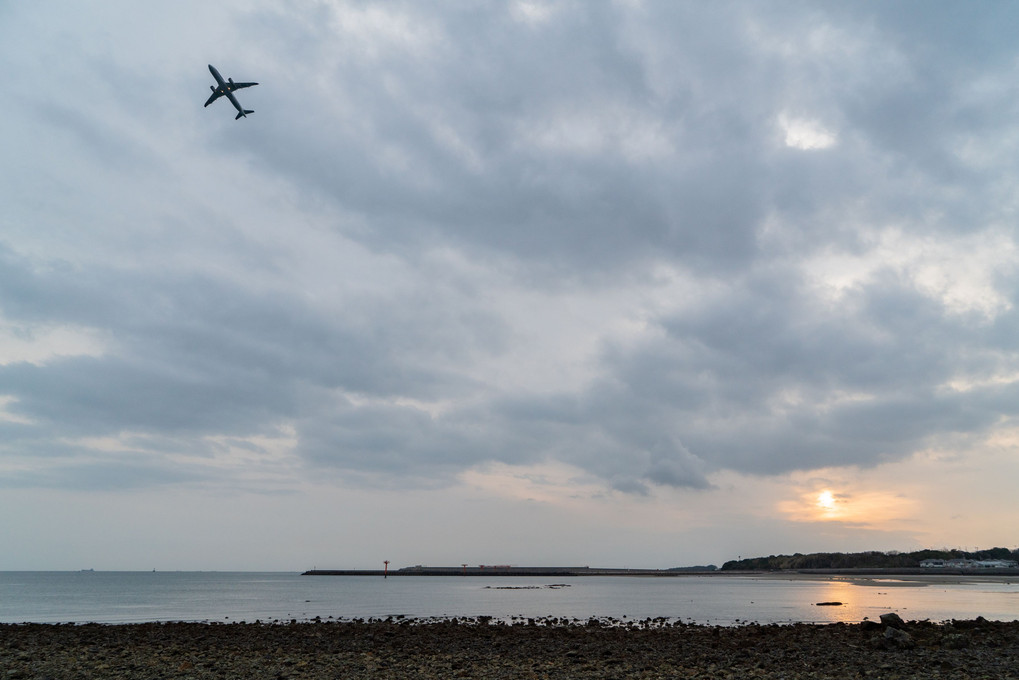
[235,109,254,120]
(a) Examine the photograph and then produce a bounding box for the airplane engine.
[210,85,216,92]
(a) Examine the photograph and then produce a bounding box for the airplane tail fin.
[235,109,254,120]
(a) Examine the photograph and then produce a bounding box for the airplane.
[204,64,258,120]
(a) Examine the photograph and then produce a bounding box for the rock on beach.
[1,617,1018,679]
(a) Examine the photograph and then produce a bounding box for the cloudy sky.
[3,0,1019,571]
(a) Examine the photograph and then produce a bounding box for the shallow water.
[1,572,1017,625]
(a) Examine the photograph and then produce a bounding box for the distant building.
[975,559,1018,569]
[920,559,946,568]
[921,558,1017,569]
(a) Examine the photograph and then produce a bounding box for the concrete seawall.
[302,567,713,577]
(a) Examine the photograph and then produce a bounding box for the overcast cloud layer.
[2,1,1019,568]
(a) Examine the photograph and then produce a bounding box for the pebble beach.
[3,616,1018,679]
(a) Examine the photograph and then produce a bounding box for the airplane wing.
[204,91,223,107]
[230,82,258,90]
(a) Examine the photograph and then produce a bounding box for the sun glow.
[778,475,918,527]
[817,489,837,511]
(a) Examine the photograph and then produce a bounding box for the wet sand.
[2,617,1018,679]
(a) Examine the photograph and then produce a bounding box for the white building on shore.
[920,558,1018,569]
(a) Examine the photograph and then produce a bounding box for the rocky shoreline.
[2,616,1018,679]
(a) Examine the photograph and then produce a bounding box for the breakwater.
[302,566,704,577]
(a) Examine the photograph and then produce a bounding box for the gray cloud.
[3,1,1019,498]
[595,266,1019,476]
[0,459,204,491]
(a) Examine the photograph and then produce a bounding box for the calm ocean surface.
[1,572,1017,625]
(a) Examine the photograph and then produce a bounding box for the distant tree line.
[720,547,1019,571]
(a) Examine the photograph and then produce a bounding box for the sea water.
[1,572,1017,625]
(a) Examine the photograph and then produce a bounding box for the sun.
[816,490,836,511]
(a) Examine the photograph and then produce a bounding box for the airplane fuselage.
[223,89,244,113]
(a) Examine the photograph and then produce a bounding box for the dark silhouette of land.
[304,547,1019,577]
[720,547,1019,571]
